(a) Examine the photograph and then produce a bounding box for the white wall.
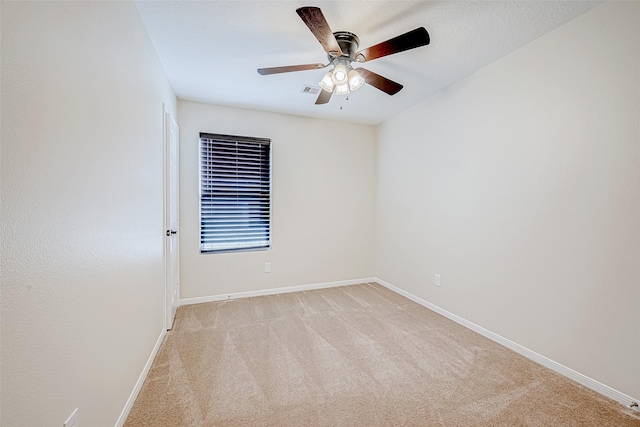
[1,2,176,426]
[376,1,640,400]
[178,101,376,298]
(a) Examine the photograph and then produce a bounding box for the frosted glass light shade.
[348,69,364,91]
[331,64,348,85]
[319,71,334,92]
[335,83,350,95]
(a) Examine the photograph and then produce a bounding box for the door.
[164,105,180,330]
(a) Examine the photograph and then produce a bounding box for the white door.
[164,105,180,330]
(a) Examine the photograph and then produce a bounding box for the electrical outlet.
[435,274,441,287]
[64,408,78,427]
[264,262,271,273]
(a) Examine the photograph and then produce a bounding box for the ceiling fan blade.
[357,68,403,95]
[355,27,430,62]
[257,63,326,75]
[296,7,343,57]
[315,89,333,105]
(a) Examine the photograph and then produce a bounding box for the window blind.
[199,133,271,253]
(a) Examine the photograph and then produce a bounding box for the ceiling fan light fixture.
[319,71,335,92]
[331,63,349,85]
[335,83,350,95]
[348,69,364,91]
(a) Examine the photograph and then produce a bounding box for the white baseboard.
[374,277,640,412]
[178,277,377,306]
[115,328,167,427]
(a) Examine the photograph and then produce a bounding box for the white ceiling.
[135,1,601,125]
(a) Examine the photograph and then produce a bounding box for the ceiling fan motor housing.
[330,31,360,61]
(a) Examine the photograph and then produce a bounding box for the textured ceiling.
[135,1,601,125]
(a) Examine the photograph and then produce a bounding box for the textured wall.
[178,101,376,298]
[376,2,640,399]
[1,2,176,425]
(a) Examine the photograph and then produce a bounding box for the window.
[199,133,271,254]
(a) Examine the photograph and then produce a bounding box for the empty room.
[1,1,639,426]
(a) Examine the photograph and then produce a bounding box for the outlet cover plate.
[435,274,441,287]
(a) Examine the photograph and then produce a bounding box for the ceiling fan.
[257,6,430,105]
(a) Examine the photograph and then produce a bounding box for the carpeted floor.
[124,283,640,426]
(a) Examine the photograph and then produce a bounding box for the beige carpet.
[124,283,640,426]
